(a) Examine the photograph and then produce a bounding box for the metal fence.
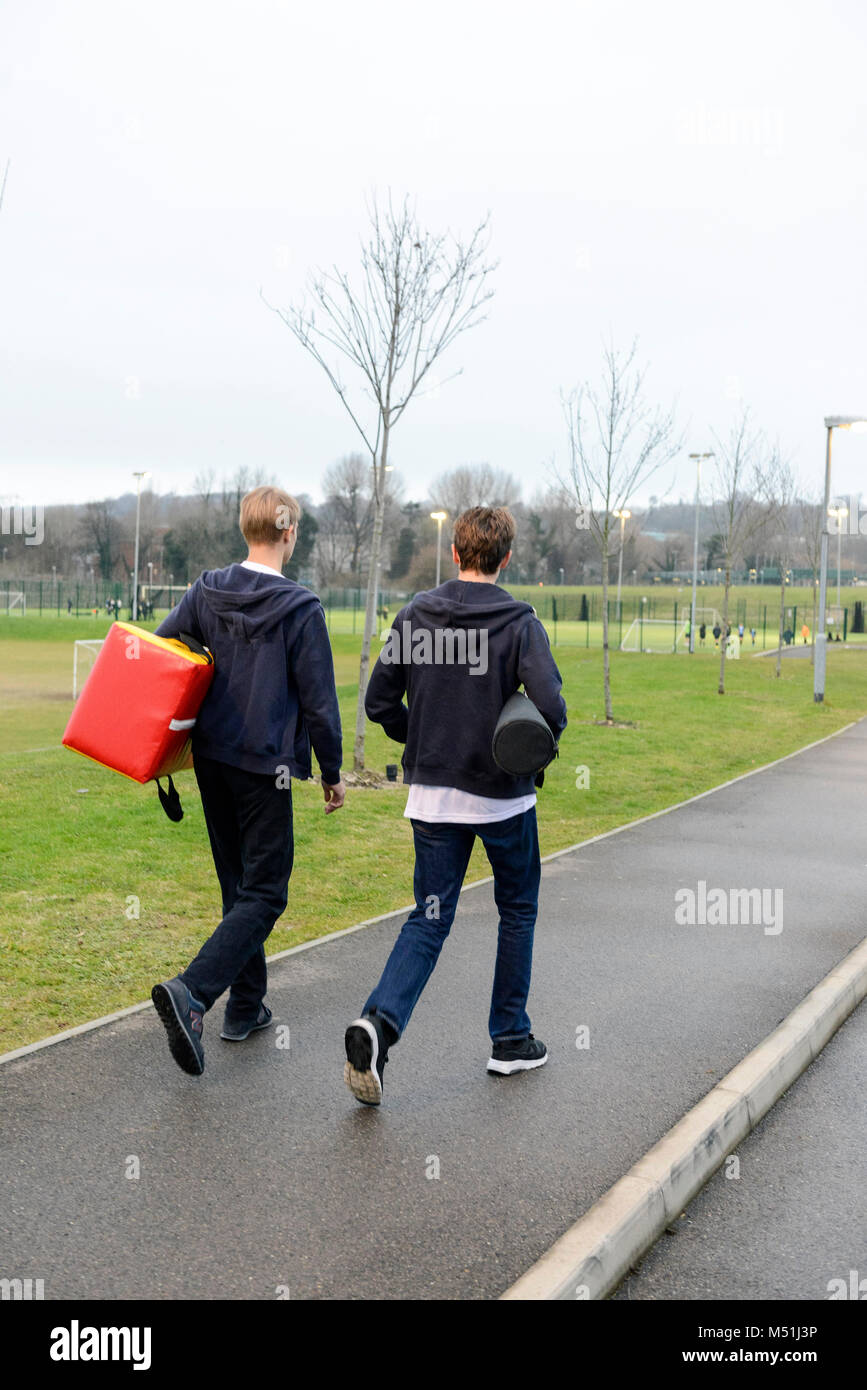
[2,577,853,653]
[0,577,411,621]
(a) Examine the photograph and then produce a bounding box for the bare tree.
[321,454,375,580]
[710,410,778,694]
[266,193,495,771]
[315,496,356,584]
[193,468,216,510]
[79,499,121,581]
[512,484,587,585]
[561,341,679,722]
[429,463,520,516]
[766,454,798,677]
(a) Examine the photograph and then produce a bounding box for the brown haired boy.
[344,506,567,1104]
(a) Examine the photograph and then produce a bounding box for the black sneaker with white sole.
[487,1033,548,1075]
[344,1014,391,1105]
[220,1003,273,1042]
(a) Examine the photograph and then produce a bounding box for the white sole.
[344,1017,382,1105]
[487,1052,548,1075]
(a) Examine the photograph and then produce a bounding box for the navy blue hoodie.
[365,579,567,798]
[156,564,342,782]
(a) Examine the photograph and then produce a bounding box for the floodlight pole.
[815,425,834,702]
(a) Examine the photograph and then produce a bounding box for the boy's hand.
[322,779,346,814]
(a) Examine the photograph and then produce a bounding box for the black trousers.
[180,755,294,1018]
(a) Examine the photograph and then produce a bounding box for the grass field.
[9,580,862,647]
[2,613,867,1051]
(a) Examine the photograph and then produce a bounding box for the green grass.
[3,618,867,1052]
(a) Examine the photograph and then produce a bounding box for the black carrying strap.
[178,631,213,664]
[156,775,184,822]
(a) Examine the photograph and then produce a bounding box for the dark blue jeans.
[364,807,541,1043]
[180,755,294,1020]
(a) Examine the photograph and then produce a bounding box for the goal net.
[621,617,689,653]
[692,606,723,631]
[73,639,105,699]
[4,590,26,615]
[142,584,187,614]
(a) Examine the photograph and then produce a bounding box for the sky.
[2,0,867,513]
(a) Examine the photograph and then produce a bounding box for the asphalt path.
[2,720,866,1300]
[614,1004,867,1300]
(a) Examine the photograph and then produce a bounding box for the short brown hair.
[239,485,301,545]
[453,506,516,575]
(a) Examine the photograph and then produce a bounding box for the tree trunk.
[353,436,389,773]
[811,571,818,666]
[601,537,613,721]
[776,575,785,678]
[718,565,731,694]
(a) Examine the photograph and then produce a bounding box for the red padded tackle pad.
[63,622,214,783]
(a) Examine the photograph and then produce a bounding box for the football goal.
[73,639,105,699]
[4,590,26,615]
[693,606,723,631]
[621,616,689,653]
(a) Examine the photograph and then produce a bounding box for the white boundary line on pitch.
[0,744,64,756]
[0,716,860,1068]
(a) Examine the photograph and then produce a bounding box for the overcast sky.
[2,0,867,513]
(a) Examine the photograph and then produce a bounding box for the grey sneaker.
[151,977,206,1076]
[220,1004,273,1042]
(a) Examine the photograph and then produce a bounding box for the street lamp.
[815,417,867,702]
[688,452,713,653]
[613,509,631,618]
[828,504,848,608]
[131,471,150,622]
[430,511,447,586]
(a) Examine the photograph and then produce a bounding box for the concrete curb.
[500,934,867,1301]
[0,717,859,1067]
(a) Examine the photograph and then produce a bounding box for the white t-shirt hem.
[404,783,537,825]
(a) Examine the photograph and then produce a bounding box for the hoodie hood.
[199,563,319,641]
[409,579,536,634]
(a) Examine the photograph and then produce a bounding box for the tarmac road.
[2,720,865,1300]
[614,1002,867,1301]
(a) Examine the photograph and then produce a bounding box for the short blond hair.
[239,485,301,545]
